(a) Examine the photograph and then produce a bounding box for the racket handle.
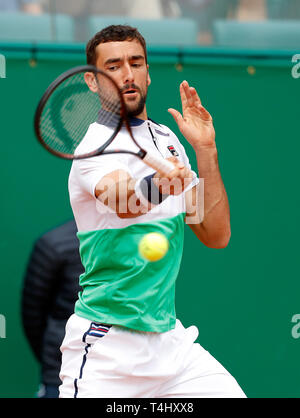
[143,152,174,175]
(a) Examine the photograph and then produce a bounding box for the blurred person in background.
[50,0,128,17]
[46,0,183,40]
[179,0,239,44]
[0,0,44,14]
[126,0,181,19]
[46,0,129,41]
[236,0,267,21]
[179,0,276,44]
[48,0,181,18]
[266,0,300,19]
[21,220,84,398]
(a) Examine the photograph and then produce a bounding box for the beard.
[126,94,147,118]
[121,83,147,118]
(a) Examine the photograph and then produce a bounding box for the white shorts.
[59,314,246,398]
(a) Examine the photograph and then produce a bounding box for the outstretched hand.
[168,80,216,150]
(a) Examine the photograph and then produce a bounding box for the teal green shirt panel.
[75,213,185,332]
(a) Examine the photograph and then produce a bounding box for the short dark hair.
[86,25,148,66]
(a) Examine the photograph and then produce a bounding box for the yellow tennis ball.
[139,232,169,262]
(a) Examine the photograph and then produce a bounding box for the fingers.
[168,108,183,127]
[169,81,206,124]
[180,80,203,109]
[180,80,213,122]
[195,104,213,122]
[181,81,194,108]
[165,156,184,177]
[190,86,202,107]
[154,157,193,195]
[180,81,190,109]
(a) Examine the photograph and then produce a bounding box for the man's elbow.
[203,229,231,249]
[116,211,141,219]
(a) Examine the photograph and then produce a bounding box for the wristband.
[134,173,168,206]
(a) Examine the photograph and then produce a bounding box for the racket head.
[34,65,126,160]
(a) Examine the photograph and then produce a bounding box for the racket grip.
[143,152,174,175]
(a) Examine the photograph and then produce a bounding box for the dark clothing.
[21,220,84,387]
[36,383,60,399]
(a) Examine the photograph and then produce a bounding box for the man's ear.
[147,64,151,87]
[84,72,98,93]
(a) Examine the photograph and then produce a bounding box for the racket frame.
[34,65,139,160]
[34,65,173,174]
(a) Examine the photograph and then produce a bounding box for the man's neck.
[134,108,148,121]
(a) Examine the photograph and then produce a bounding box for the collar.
[130,117,145,126]
[130,117,161,127]
[97,109,160,128]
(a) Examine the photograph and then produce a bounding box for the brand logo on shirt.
[167,145,179,157]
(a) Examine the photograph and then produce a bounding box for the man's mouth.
[123,89,138,98]
[122,86,140,98]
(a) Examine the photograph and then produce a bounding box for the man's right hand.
[153,157,193,196]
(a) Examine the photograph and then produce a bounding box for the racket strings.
[39,71,122,156]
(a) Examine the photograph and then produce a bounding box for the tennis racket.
[34,65,174,175]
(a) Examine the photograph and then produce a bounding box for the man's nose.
[123,63,134,84]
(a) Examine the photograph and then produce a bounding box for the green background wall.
[0,44,299,398]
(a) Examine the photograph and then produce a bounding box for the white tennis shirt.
[68,117,199,232]
[68,117,200,332]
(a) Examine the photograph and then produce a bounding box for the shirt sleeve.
[72,154,133,198]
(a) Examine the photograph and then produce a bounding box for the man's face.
[95,39,151,118]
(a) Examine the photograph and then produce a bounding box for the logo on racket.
[0,54,6,79]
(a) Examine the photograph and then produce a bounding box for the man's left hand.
[168,80,216,150]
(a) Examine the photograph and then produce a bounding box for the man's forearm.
[194,145,231,247]
[96,173,150,218]
[96,160,193,219]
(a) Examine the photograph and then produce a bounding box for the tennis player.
[59,25,246,398]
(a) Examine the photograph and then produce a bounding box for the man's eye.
[108,66,118,71]
[132,63,141,68]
